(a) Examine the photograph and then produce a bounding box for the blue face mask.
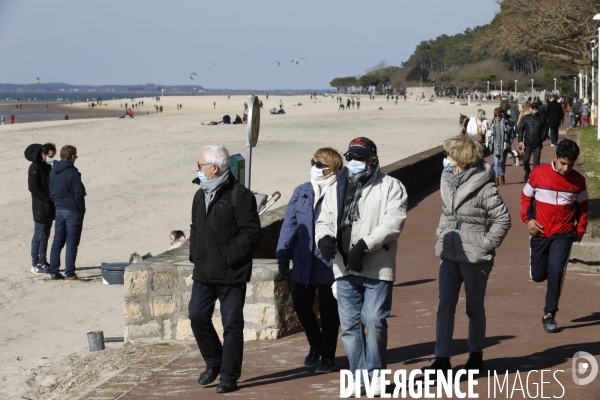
[347,160,366,175]
[443,158,453,173]
[45,157,54,165]
[197,171,212,183]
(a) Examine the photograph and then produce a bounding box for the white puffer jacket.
[435,161,511,264]
[315,170,407,282]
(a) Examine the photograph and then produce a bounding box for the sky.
[0,0,499,90]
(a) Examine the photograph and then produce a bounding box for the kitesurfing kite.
[273,61,280,66]
[190,72,197,80]
[35,77,40,85]
[208,63,216,70]
[291,59,299,64]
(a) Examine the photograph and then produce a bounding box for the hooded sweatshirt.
[49,160,86,214]
[24,144,55,221]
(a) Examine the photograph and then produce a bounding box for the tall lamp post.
[574,77,577,93]
[515,80,517,95]
[487,81,490,95]
[591,39,598,107]
[500,80,503,93]
[554,78,557,94]
[531,79,534,100]
[579,71,583,99]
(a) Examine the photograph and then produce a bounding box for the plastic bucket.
[87,330,105,351]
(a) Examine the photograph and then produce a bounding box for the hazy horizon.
[1,0,498,90]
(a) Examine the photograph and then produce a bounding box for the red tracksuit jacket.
[521,163,588,237]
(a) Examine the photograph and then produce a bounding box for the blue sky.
[0,0,499,90]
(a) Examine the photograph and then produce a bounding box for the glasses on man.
[311,159,329,169]
[344,153,369,162]
[197,162,214,170]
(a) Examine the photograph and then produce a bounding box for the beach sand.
[0,94,500,398]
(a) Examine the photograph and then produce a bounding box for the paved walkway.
[85,131,600,399]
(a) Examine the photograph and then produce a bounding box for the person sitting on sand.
[202,115,232,125]
[233,115,243,124]
[169,230,189,250]
[126,108,134,118]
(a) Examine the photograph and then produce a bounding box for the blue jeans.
[493,149,510,178]
[336,275,393,379]
[568,113,573,128]
[550,127,559,145]
[435,260,492,359]
[31,220,53,265]
[50,209,84,277]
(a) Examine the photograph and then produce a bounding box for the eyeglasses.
[197,162,214,169]
[311,159,329,169]
[443,151,449,157]
[344,153,369,162]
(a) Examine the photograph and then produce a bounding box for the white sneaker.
[349,384,366,397]
[31,264,47,274]
[370,376,382,397]
[551,144,555,146]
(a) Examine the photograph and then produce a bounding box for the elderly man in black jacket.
[25,143,56,274]
[518,102,548,182]
[546,95,564,146]
[188,144,260,394]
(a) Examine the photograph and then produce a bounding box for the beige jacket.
[435,161,511,264]
[315,171,407,282]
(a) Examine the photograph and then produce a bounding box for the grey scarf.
[202,170,231,212]
[341,164,380,228]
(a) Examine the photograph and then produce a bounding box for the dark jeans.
[523,146,542,180]
[188,280,246,382]
[292,282,340,360]
[529,232,577,314]
[31,220,53,265]
[550,127,559,145]
[435,260,492,358]
[573,115,581,127]
[49,209,84,277]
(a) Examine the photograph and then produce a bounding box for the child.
[169,230,189,250]
[521,139,588,333]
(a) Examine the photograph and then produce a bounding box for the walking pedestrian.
[315,137,408,396]
[546,95,563,146]
[48,145,86,281]
[465,109,490,154]
[572,99,582,127]
[521,139,587,333]
[423,136,510,375]
[509,96,520,122]
[356,98,360,110]
[25,143,56,274]
[580,100,591,127]
[1,115,4,125]
[214,102,216,110]
[518,102,548,182]
[188,144,260,393]
[489,108,515,185]
[276,148,343,374]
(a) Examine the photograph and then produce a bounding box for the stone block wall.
[124,244,302,343]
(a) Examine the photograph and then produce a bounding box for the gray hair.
[200,144,230,171]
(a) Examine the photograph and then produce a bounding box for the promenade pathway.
[83,130,600,399]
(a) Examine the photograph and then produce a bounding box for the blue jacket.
[276,182,335,286]
[49,160,86,214]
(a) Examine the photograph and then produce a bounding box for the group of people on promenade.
[25,143,86,280]
[185,126,587,394]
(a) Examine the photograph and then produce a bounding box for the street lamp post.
[554,78,557,94]
[574,77,577,93]
[531,79,534,100]
[487,81,490,95]
[515,80,517,95]
[500,80,503,93]
[591,39,597,107]
[594,14,600,138]
[579,71,583,98]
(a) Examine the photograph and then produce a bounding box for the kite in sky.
[273,61,280,66]
[208,63,216,70]
[190,72,197,80]
[35,77,40,85]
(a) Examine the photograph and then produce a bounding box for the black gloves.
[278,262,290,277]
[189,255,193,263]
[318,235,337,261]
[347,239,369,272]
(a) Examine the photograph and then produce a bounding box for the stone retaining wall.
[124,244,301,343]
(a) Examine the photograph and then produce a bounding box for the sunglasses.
[345,153,369,162]
[311,159,329,169]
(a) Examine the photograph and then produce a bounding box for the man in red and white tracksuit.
[521,139,588,333]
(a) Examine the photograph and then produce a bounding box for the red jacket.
[521,163,588,237]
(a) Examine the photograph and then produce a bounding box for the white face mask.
[311,166,326,181]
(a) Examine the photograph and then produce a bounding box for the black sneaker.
[315,357,336,374]
[542,313,559,333]
[421,357,452,378]
[462,352,484,374]
[50,273,65,280]
[304,347,320,368]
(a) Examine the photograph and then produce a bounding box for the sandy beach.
[0,94,502,398]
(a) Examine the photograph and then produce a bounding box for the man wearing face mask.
[315,137,407,395]
[24,142,57,274]
[188,144,260,394]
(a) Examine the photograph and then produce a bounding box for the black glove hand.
[347,239,368,272]
[278,262,290,277]
[189,255,193,263]
[318,235,337,261]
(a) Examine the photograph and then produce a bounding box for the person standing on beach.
[213,102,216,110]
[48,145,86,281]
[188,144,260,393]
[315,137,407,396]
[25,143,56,274]
[521,139,587,333]
[1,115,4,125]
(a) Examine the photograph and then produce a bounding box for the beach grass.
[577,126,600,237]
